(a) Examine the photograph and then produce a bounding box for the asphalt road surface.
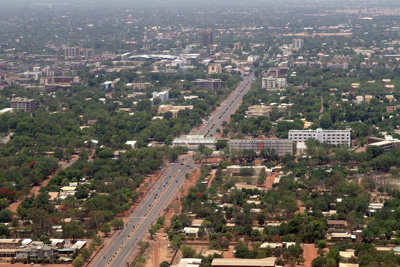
[194,73,255,137]
[90,74,255,267]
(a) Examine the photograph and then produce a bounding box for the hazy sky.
[1,0,398,7]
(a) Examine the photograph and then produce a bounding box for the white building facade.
[262,76,287,90]
[288,128,351,146]
[152,91,169,102]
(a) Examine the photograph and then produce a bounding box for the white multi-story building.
[152,91,169,102]
[288,128,351,146]
[262,76,287,90]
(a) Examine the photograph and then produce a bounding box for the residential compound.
[288,128,351,146]
[10,97,35,112]
[229,138,294,156]
[262,76,287,90]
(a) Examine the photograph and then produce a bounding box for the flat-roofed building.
[208,63,222,74]
[327,220,347,229]
[157,105,193,118]
[246,105,272,117]
[367,136,400,151]
[129,82,153,89]
[193,79,221,90]
[10,98,35,112]
[211,258,276,267]
[172,258,202,267]
[262,77,287,90]
[229,138,294,156]
[152,91,169,102]
[173,135,216,150]
[0,239,22,249]
[339,264,359,267]
[288,128,351,146]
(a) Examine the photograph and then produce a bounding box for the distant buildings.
[292,38,304,50]
[10,97,35,112]
[157,105,193,118]
[262,76,287,90]
[327,62,349,70]
[233,42,242,50]
[288,128,351,146]
[229,138,294,156]
[193,79,221,90]
[246,105,272,117]
[208,63,222,74]
[127,82,153,89]
[152,91,169,102]
[200,30,213,47]
[267,66,288,78]
[64,47,94,59]
[367,136,400,151]
[387,105,400,113]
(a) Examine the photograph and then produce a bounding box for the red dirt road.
[302,243,318,267]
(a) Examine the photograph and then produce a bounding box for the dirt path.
[296,200,305,214]
[153,241,160,267]
[7,155,80,213]
[265,174,276,189]
[302,243,318,267]
[318,96,324,120]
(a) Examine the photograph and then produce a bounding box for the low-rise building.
[211,258,276,267]
[0,239,22,249]
[157,105,193,118]
[127,82,153,89]
[172,258,202,267]
[246,105,272,117]
[172,135,216,150]
[387,105,400,113]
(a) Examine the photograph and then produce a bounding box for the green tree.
[72,256,84,267]
[101,223,111,236]
[181,245,196,258]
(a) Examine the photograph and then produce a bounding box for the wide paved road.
[91,74,255,267]
[194,74,255,137]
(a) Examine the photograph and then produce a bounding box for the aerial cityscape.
[1,0,400,266]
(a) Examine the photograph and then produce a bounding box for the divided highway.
[194,74,255,137]
[90,74,255,267]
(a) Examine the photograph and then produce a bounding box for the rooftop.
[211,258,276,267]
